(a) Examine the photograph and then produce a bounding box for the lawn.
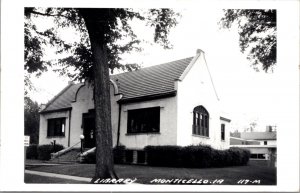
[26,161,276,185]
[25,173,89,184]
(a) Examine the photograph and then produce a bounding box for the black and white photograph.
[0,0,299,192]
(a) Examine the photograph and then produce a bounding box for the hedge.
[145,145,250,168]
[26,144,38,159]
[36,144,64,160]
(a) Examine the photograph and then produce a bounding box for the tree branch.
[29,10,68,19]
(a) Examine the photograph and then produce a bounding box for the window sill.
[126,132,161,136]
[221,140,226,142]
[47,136,65,138]
[192,134,210,139]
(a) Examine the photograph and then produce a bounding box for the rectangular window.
[127,107,160,134]
[221,124,225,140]
[264,141,267,145]
[47,118,66,137]
[251,154,266,160]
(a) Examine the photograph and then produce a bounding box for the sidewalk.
[26,159,80,166]
[25,170,92,183]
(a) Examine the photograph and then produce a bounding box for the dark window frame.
[193,105,209,137]
[47,117,66,137]
[127,106,160,134]
[250,153,266,160]
[221,123,225,141]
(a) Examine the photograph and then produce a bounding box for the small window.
[193,106,209,137]
[250,154,266,160]
[264,141,267,145]
[221,124,225,141]
[47,118,66,137]
[127,107,160,134]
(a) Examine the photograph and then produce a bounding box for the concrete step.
[50,148,81,163]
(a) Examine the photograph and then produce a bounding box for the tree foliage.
[220,9,276,72]
[24,8,180,81]
[24,96,40,144]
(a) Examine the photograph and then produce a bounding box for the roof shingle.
[41,57,193,113]
[111,57,193,100]
[41,83,84,113]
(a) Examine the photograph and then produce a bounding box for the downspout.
[68,109,72,147]
[116,102,121,147]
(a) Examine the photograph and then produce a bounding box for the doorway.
[82,110,95,148]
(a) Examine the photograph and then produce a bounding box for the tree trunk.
[79,9,117,182]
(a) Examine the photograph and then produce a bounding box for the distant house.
[39,49,231,163]
[230,127,277,161]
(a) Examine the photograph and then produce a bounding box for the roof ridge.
[111,56,193,77]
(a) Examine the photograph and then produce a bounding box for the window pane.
[47,118,66,137]
[127,107,160,133]
[192,106,209,137]
[221,124,225,140]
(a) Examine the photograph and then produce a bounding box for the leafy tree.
[24,8,179,180]
[24,96,40,144]
[219,9,276,72]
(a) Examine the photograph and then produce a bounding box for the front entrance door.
[83,110,95,148]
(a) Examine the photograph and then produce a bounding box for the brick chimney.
[266,125,273,132]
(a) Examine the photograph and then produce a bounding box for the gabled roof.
[240,132,277,140]
[111,57,193,102]
[40,83,84,113]
[40,56,194,113]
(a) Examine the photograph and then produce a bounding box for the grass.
[25,173,89,184]
[25,160,276,185]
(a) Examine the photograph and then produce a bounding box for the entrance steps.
[50,146,92,163]
[50,148,81,163]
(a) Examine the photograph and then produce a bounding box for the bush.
[145,145,250,168]
[37,144,64,160]
[26,144,38,159]
[145,145,183,167]
[113,145,126,164]
[84,151,96,164]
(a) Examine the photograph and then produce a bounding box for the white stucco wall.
[39,110,70,147]
[39,82,120,148]
[39,52,231,150]
[176,52,230,149]
[119,96,177,149]
[69,83,120,147]
[69,84,92,147]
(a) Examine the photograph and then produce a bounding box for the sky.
[27,7,296,132]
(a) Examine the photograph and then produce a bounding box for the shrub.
[145,145,183,167]
[84,151,96,164]
[113,145,126,164]
[37,144,64,160]
[26,144,38,159]
[145,145,250,168]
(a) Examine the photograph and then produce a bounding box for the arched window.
[193,106,209,137]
